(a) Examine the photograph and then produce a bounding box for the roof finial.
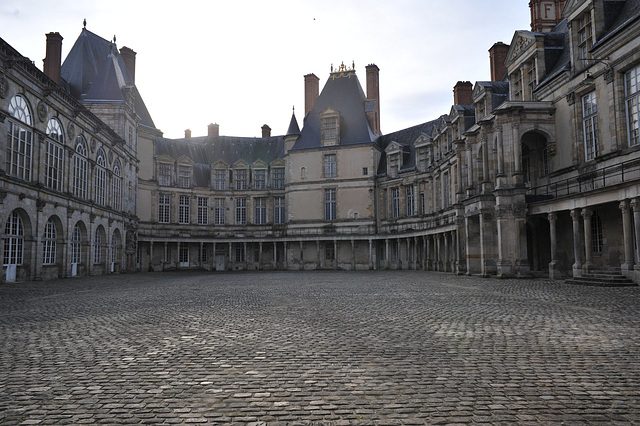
[292,105,295,114]
[83,18,87,29]
[113,35,116,44]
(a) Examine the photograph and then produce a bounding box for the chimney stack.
[365,64,381,135]
[453,81,473,105]
[530,0,566,33]
[185,129,192,138]
[304,73,319,120]
[208,123,219,137]
[43,32,63,85]
[119,46,137,83]
[489,42,510,82]
[261,124,271,138]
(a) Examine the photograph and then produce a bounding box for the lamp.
[578,57,611,86]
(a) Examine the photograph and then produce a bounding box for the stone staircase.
[566,270,637,287]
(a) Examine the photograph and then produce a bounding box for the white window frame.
[625,65,640,147]
[274,196,285,224]
[254,197,267,224]
[179,195,190,224]
[197,197,208,225]
[214,198,226,225]
[582,91,599,161]
[158,194,171,223]
[324,188,337,221]
[6,95,33,182]
[235,198,247,224]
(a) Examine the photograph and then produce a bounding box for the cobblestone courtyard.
[1,271,639,425]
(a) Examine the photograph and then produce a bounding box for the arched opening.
[3,209,33,282]
[526,216,551,274]
[521,131,549,187]
[111,229,122,273]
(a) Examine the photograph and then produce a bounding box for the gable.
[505,31,537,67]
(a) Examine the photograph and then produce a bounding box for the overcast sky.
[1,1,531,139]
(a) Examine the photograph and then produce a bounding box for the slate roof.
[376,119,439,176]
[476,81,509,110]
[592,0,640,50]
[61,28,156,129]
[291,71,378,151]
[155,135,285,187]
[286,112,300,136]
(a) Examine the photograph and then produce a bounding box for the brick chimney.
[185,129,192,138]
[208,123,219,137]
[261,124,271,138]
[489,42,510,82]
[530,0,566,33]
[453,81,473,105]
[366,64,381,135]
[304,73,319,120]
[119,46,136,83]
[43,32,63,84]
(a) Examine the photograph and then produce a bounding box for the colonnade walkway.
[1,271,639,424]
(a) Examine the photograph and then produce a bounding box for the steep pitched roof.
[291,71,378,151]
[376,119,439,176]
[155,135,285,187]
[61,28,156,129]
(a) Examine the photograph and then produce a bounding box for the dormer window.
[388,154,399,178]
[235,168,248,190]
[213,168,226,190]
[178,165,191,188]
[321,108,340,146]
[577,11,593,62]
[253,169,266,190]
[158,163,172,186]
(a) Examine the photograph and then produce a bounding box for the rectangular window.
[214,198,225,225]
[528,60,537,98]
[73,154,88,199]
[625,65,640,146]
[578,11,593,61]
[95,166,106,206]
[324,154,337,178]
[362,167,368,176]
[235,198,247,224]
[178,165,191,188]
[322,116,339,145]
[158,163,172,186]
[235,245,246,262]
[213,169,226,190]
[236,169,248,190]
[179,195,190,224]
[443,172,451,208]
[6,121,33,181]
[418,148,427,172]
[158,194,170,223]
[197,197,208,225]
[112,175,122,212]
[272,167,285,189]
[420,193,426,215]
[324,188,337,221]
[274,196,285,224]
[45,142,64,191]
[179,243,189,264]
[388,155,398,178]
[42,222,56,265]
[582,91,599,161]
[254,169,266,190]
[406,186,415,217]
[254,197,267,224]
[391,187,400,218]
[198,245,208,263]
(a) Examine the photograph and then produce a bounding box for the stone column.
[581,208,593,272]
[436,234,442,271]
[316,240,321,269]
[149,241,154,272]
[414,237,418,270]
[548,212,561,279]
[351,239,356,270]
[299,241,304,270]
[243,242,248,269]
[620,200,634,273]
[368,239,374,270]
[213,242,217,270]
[228,242,233,270]
[385,239,390,270]
[273,241,277,269]
[283,241,288,270]
[333,240,338,270]
[632,198,640,269]
[444,232,450,272]
[422,236,427,271]
[258,242,263,270]
[570,208,582,277]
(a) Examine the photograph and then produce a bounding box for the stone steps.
[566,270,637,287]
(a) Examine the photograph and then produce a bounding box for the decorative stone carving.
[512,203,527,217]
[90,137,97,152]
[604,67,613,84]
[67,123,76,140]
[0,75,9,98]
[566,92,575,105]
[547,142,557,156]
[0,189,7,203]
[36,199,46,212]
[36,101,47,122]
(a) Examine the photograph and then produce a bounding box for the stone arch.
[520,130,550,186]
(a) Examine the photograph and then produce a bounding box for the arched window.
[3,211,24,265]
[93,227,104,265]
[42,218,57,265]
[111,230,121,267]
[95,149,107,206]
[45,118,65,191]
[73,136,88,199]
[112,161,122,211]
[6,95,33,181]
[71,224,82,264]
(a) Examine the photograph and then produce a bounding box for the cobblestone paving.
[1,271,639,425]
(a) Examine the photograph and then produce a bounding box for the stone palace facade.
[2,0,640,284]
